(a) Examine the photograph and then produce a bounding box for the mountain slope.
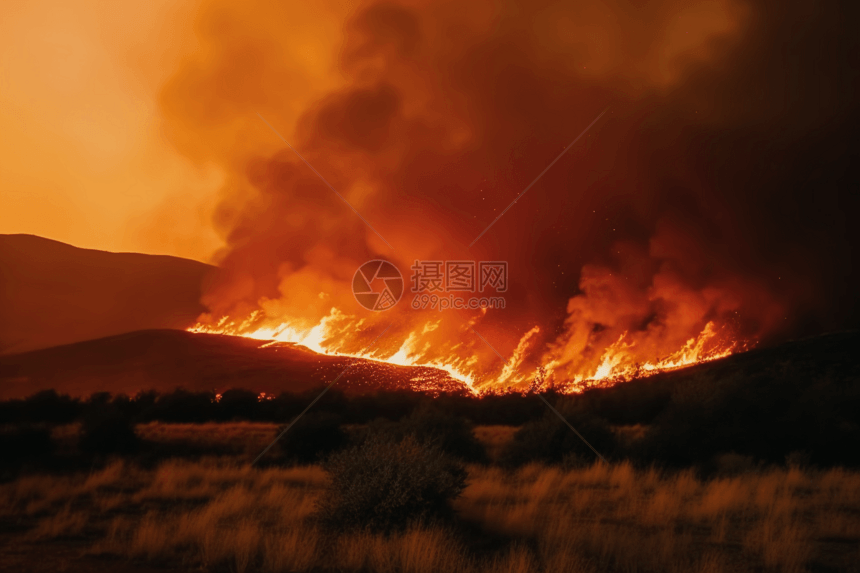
[574,330,860,466]
[0,329,470,399]
[0,234,215,354]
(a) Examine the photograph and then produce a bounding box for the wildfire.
[188,309,751,394]
[189,308,481,388]
[540,321,750,393]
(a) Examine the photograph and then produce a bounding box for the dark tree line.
[0,387,551,427]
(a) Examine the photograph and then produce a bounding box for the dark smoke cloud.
[159,0,859,385]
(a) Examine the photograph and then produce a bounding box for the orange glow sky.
[0,0,351,261]
[1,0,217,259]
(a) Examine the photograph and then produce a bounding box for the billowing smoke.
[542,220,782,385]
[161,0,860,389]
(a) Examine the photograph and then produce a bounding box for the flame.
[540,321,749,393]
[188,309,751,395]
[190,308,480,389]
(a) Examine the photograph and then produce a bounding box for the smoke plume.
[161,0,860,388]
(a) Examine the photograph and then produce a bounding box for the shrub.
[149,389,215,423]
[0,425,54,466]
[500,401,616,467]
[22,390,80,424]
[316,434,467,532]
[216,388,260,421]
[397,403,487,462]
[277,412,348,464]
[351,404,487,462]
[79,410,140,455]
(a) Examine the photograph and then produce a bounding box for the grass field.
[2,423,859,573]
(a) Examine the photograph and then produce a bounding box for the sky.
[1,0,224,259]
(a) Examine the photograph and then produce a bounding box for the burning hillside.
[189,311,750,394]
[0,329,470,400]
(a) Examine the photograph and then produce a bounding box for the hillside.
[0,234,215,354]
[0,329,470,399]
[571,330,860,466]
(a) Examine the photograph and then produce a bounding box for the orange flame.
[188,310,751,394]
[190,308,480,389]
[540,321,749,393]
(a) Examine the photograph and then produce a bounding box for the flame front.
[190,308,481,389]
[540,321,748,393]
[188,309,750,394]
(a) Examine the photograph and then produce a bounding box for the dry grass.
[335,527,474,573]
[137,421,279,458]
[2,455,860,572]
[457,461,860,573]
[28,503,89,539]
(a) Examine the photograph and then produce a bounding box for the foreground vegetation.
[0,420,858,572]
[2,451,859,573]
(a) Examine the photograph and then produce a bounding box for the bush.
[500,400,616,467]
[22,390,80,424]
[149,389,215,423]
[79,410,140,455]
[0,425,54,466]
[276,412,348,464]
[216,388,260,421]
[316,434,467,532]
[361,403,487,463]
[399,403,487,462]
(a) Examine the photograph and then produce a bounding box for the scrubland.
[2,423,859,573]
